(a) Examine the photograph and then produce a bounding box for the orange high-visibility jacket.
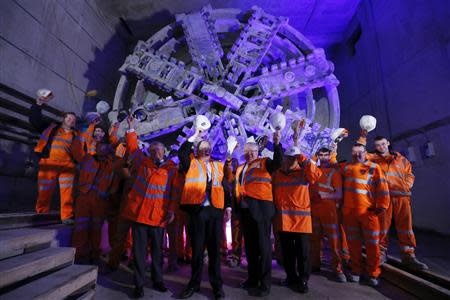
[181,158,225,209]
[366,152,414,197]
[273,155,322,233]
[310,165,343,207]
[121,131,177,227]
[170,171,185,212]
[78,154,114,198]
[235,157,273,201]
[341,161,390,210]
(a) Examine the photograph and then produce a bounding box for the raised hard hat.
[360,115,377,132]
[270,112,286,130]
[85,111,101,123]
[36,89,53,100]
[331,128,348,143]
[96,101,110,114]
[285,146,301,157]
[194,115,211,131]
[226,136,238,154]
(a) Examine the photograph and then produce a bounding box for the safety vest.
[122,156,177,227]
[310,166,342,204]
[181,158,224,209]
[341,161,390,210]
[272,167,312,233]
[78,155,114,198]
[367,152,414,197]
[235,157,273,201]
[35,124,75,161]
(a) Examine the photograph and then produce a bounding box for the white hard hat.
[270,112,286,130]
[246,136,256,144]
[360,115,377,132]
[85,111,101,123]
[285,146,301,157]
[194,115,211,131]
[108,110,118,123]
[226,136,238,154]
[331,128,348,143]
[96,101,110,114]
[36,89,53,100]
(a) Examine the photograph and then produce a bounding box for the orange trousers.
[343,208,381,278]
[311,204,346,273]
[72,190,107,261]
[36,162,75,220]
[379,196,416,255]
[337,209,350,261]
[231,214,243,258]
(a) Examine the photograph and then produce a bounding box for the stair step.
[1,264,97,300]
[0,212,61,230]
[0,247,75,289]
[0,228,55,260]
[75,289,96,300]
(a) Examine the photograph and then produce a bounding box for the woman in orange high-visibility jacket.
[72,142,114,262]
[120,118,176,298]
[177,127,231,300]
[30,99,84,223]
[358,134,427,270]
[273,146,322,293]
[225,131,283,298]
[309,147,348,282]
[340,143,390,287]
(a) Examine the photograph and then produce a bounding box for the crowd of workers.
[29,95,428,299]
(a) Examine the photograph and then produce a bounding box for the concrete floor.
[94,258,417,300]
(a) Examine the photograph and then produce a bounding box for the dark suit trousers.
[279,231,311,282]
[132,222,164,288]
[187,206,223,291]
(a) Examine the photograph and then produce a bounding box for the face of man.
[93,127,106,142]
[62,113,76,128]
[244,144,258,163]
[197,140,211,161]
[352,145,367,163]
[149,143,165,162]
[282,155,299,171]
[374,138,390,155]
[318,151,331,164]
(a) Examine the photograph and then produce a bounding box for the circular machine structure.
[111,5,340,159]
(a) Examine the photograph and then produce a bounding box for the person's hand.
[360,129,368,137]
[273,129,281,145]
[127,116,136,130]
[224,208,232,222]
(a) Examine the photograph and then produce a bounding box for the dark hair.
[352,143,366,151]
[318,147,331,154]
[62,112,77,118]
[374,135,388,142]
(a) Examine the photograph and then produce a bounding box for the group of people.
[30,95,428,299]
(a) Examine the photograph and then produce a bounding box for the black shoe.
[213,288,225,300]
[179,286,199,299]
[280,277,298,287]
[133,286,144,298]
[298,281,308,294]
[240,280,258,290]
[248,286,270,297]
[153,281,168,292]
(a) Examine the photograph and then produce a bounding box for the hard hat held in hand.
[359,115,377,132]
[194,115,211,131]
[270,112,286,131]
[96,101,110,114]
[36,89,53,102]
[285,146,301,157]
[226,136,238,155]
[331,128,349,143]
[85,111,101,123]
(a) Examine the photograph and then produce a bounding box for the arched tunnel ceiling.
[93,0,361,48]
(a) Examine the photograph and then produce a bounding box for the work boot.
[297,281,308,293]
[401,255,429,271]
[347,273,360,282]
[367,277,379,287]
[335,272,347,283]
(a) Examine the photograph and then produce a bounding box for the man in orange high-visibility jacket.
[30,97,82,224]
[226,131,283,297]
[359,134,428,270]
[120,117,177,298]
[273,146,322,293]
[310,147,347,283]
[177,128,231,300]
[72,142,114,262]
[341,143,390,287]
